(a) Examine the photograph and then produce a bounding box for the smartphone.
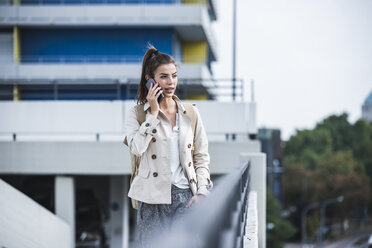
[146,78,164,103]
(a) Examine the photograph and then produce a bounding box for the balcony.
[0,61,213,83]
[0,3,217,60]
[0,100,260,174]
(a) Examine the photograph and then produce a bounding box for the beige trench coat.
[126,96,212,204]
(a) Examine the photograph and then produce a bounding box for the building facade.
[362,90,372,122]
[0,0,218,101]
[258,128,283,202]
[0,1,263,248]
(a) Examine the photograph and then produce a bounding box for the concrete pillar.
[109,176,129,248]
[55,176,75,248]
[241,153,266,248]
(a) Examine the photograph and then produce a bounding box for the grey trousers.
[136,185,193,248]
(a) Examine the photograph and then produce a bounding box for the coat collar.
[143,95,185,113]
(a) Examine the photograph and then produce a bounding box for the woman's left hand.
[186,195,205,208]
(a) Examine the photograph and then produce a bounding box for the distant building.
[362,90,372,122]
[258,128,282,202]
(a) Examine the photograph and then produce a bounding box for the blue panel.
[21,28,174,63]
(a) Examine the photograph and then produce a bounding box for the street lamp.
[317,196,344,247]
[301,202,319,246]
[232,0,237,101]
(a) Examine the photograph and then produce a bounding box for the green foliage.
[316,113,352,151]
[317,151,359,176]
[282,162,312,207]
[284,128,332,170]
[352,119,372,190]
[313,151,370,214]
[306,213,320,238]
[267,190,296,248]
[282,112,372,239]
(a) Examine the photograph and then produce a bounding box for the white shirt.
[170,113,190,189]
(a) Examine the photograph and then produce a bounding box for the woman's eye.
[161,76,167,79]
[173,75,177,78]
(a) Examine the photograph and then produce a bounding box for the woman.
[125,46,213,246]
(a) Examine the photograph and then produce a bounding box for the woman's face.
[152,63,178,98]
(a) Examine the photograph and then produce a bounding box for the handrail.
[147,161,251,248]
[0,78,246,101]
[0,0,210,5]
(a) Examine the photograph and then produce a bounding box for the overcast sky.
[211,0,372,140]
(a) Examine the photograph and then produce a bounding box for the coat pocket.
[138,155,150,178]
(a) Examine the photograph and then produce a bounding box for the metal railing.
[148,161,251,248]
[20,55,143,64]
[0,0,209,5]
[0,78,246,102]
[16,55,207,64]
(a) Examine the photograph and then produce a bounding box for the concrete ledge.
[0,179,70,248]
[244,191,258,248]
[241,153,266,248]
[0,141,260,175]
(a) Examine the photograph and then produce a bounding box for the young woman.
[125,46,213,246]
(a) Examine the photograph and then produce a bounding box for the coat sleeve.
[125,106,160,157]
[192,106,213,196]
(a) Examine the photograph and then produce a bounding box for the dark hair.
[136,45,176,104]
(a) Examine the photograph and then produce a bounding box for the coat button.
[183,110,186,114]
[145,123,150,127]
[188,144,191,148]
[152,137,156,142]
[152,129,157,134]
[152,154,157,159]
[188,162,192,167]
[153,172,158,177]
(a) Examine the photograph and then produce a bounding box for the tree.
[316,113,352,151]
[351,119,372,194]
[314,151,370,217]
[267,189,296,248]
[282,113,372,241]
[283,128,332,170]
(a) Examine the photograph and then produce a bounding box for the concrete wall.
[0,63,211,81]
[0,100,259,175]
[0,100,254,140]
[0,141,260,175]
[0,5,207,26]
[0,179,71,248]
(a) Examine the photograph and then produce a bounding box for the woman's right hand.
[146,82,163,118]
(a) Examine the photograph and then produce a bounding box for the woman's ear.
[145,75,149,81]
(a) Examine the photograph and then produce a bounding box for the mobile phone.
[146,78,164,103]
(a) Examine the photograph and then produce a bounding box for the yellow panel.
[13,84,20,101]
[183,0,205,4]
[182,42,207,64]
[186,95,208,100]
[13,27,21,101]
[13,26,21,64]
[14,0,20,5]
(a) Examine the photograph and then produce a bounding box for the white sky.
[211,0,372,140]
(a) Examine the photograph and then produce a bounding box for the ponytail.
[136,45,176,104]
